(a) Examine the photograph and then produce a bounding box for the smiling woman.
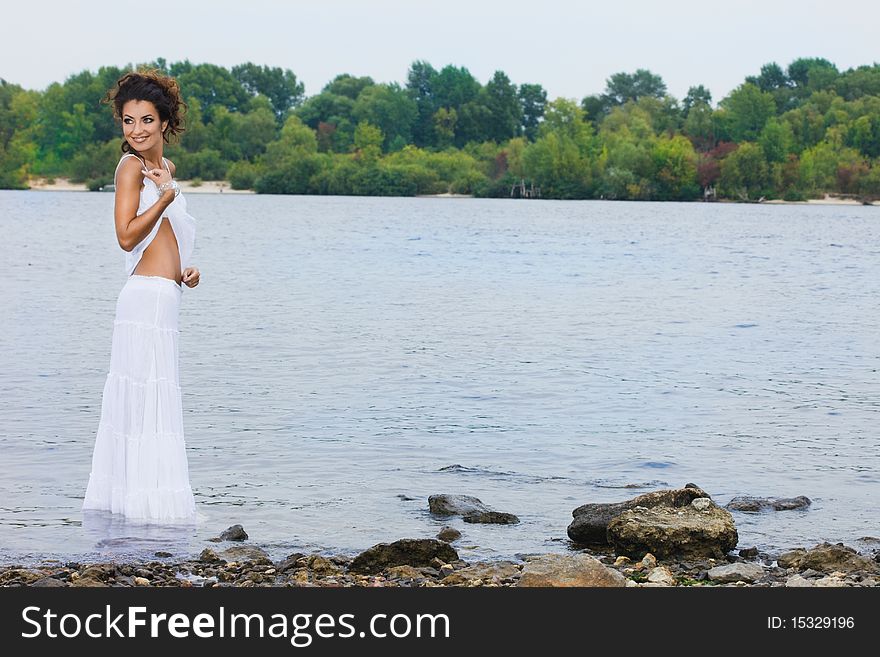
[81,69,203,524]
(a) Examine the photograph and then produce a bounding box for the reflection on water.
[1,192,878,565]
[81,510,202,561]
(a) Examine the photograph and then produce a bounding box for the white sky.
[2,0,877,104]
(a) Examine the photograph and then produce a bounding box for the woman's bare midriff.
[131,217,182,285]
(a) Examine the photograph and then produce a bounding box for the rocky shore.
[3,488,878,588]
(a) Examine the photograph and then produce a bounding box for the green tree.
[720,83,776,142]
[719,142,771,199]
[758,118,794,163]
[352,83,417,151]
[518,83,547,141]
[352,121,384,163]
[406,60,439,147]
[483,71,523,143]
[651,135,699,200]
[232,63,305,120]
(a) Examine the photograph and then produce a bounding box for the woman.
[82,70,200,522]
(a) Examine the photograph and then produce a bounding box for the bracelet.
[158,180,180,198]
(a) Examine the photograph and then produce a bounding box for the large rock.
[517,554,626,587]
[428,494,519,524]
[607,502,738,560]
[462,511,519,524]
[568,485,710,545]
[349,539,459,575]
[218,546,272,564]
[429,494,492,516]
[776,543,877,574]
[726,496,811,512]
[220,524,249,541]
[442,562,522,586]
[707,563,765,583]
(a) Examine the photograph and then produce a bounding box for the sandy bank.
[764,194,878,206]
[26,177,253,194]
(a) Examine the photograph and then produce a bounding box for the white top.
[113,153,196,283]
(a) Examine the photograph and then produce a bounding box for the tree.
[483,71,523,143]
[651,135,699,200]
[747,63,789,93]
[406,60,439,147]
[683,85,712,115]
[603,69,667,106]
[719,142,771,199]
[720,83,776,142]
[170,61,251,122]
[232,63,305,120]
[524,98,596,198]
[352,83,417,151]
[787,57,838,90]
[352,121,384,163]
[683,102,715,151]
[518,83,547,141]
[323,74,375,100]
[758,118,794,163]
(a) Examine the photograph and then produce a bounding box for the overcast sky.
[3,0,877,104]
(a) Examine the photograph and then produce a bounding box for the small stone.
[739,547,759,559]
[646,566,675,586]
[31,577,66,587]
[133,577,151,587]
[220,524,249,542]
[437,527,462,542]
[199,548,224,564]
[691,498,712,511]
[641,553,657,570]
[154,551,173,558]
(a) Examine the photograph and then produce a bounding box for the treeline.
[2,57,880,200]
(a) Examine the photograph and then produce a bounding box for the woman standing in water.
[83,70,200,522]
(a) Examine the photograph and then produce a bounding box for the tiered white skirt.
[82,274,196,522]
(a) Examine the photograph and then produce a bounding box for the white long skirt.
[82,274,196,522]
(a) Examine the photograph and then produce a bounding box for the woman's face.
[121,99,169,153]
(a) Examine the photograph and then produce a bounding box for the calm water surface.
[0,191,878,565]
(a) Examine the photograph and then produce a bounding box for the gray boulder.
[777,542,877,574]
[349,539,459,575]
[218,546,272,564]
[517,554,626,587]
[607,503,738,559]
[707,562,765,583]
[220,524,249,541]
[428,494,519,524]
[726,495,811,512]
[462,511,519,524]
[567,484,710,545]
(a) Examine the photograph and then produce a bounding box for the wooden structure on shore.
[511,178,540,199]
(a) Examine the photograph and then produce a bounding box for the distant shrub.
[227,161,259,190]
[87,177,112,191]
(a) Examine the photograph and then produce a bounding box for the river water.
[0,191,877,565]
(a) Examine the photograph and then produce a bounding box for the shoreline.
[25,177,253,194]
[2,538,877,588]
[19,180,878,205]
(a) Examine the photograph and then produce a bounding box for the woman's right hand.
[142,167,173,191]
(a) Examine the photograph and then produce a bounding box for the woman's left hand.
[182,266,200,288]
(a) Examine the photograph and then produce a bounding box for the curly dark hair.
[103,69,187,153]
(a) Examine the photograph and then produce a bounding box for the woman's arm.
[114,157,176,252]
